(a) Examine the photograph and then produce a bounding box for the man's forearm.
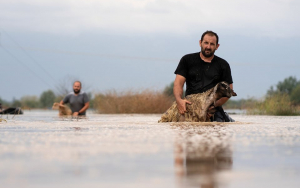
[214,97,229,107]
[173,85,183,101]
[78,103,89,114]
[173,75,186,101]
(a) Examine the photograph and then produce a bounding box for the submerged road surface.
[0,111,300,188]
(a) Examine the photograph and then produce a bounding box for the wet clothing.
[62,91,89,115]
[175,52,234,122]
[175,52,233,96]
[213,106,235,122]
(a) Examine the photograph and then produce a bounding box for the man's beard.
[201,47,215,58]
[73,89,80,94]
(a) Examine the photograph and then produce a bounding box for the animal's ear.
[232,90,237,96]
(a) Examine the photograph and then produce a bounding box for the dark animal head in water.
[215,81,237,98]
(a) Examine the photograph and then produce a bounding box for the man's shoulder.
[214,55,228,63]
[213,55,230,66]
[79,91,89,102]
[79,91,87,95]
[182,52,200,59]
[78,91,89,99]
[66,92,75,96]
[65,91,86,97]
[179,52,200,65]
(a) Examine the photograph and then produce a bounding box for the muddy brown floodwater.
[0,110,300,188]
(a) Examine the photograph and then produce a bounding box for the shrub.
[94,89,173,114]
[40,90,56,108]
[20,96,40,109]
[223,98,258,109]
[247,93,299,115]
[290,85,300,105]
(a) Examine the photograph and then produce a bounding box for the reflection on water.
[1,111,300,188]
[72,127,89,131]
[172,123,233,187]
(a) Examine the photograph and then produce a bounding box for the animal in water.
[0,118,7,123]
[52,103,72,116]
[159,81,237,122]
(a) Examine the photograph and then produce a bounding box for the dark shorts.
[212,107,235,122]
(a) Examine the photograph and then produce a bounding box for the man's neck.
[200,52,214,63]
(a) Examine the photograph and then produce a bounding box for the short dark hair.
[73,81,82,87]
[201,30,219,44]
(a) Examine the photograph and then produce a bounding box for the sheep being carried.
[159,81,237,122]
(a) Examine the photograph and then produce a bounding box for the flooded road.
[0,111,300,188]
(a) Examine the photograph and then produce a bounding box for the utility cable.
[2,30,59,84]
[1,45,54,89]
[3,44,177,62]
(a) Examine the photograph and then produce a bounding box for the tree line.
[1,76,299,115]
[224,76,300,115]
[0,90,93,109]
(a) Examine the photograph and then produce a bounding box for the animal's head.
[52,102,60,110]
[214,81,237,98]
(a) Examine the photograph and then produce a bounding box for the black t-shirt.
[175,52,233,96]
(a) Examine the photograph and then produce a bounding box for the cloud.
[0,0,299,37]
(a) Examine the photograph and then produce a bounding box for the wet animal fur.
[0,118,7,123]
[159,82,237,122]
[52,102,72,116]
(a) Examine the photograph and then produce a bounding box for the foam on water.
[0,110,300,188]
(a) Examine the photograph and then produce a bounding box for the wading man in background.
[60,81,90,117]
[174,30,234,122]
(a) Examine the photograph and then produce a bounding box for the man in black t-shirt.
[174,30,234,122]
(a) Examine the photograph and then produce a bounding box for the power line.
[3,44,178,62]
[5,43,300,68]
[0,30,68,95]
[1,45,54,89]
[2,30,59,84]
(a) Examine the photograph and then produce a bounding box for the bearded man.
[60,81,90,116]
[174,30,234,122]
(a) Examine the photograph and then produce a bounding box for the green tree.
[290,85,300,105]
[11,98,22,107]
[163,82,174,97]
[0,97,10,108]
[86,92,94,109]
[163,81,185,99]
[54,95,64,103]
[267,85,277,96]
[40,90,56,108]
[267,76,300,97]
[248,93,299,115]
[21,96,39,108]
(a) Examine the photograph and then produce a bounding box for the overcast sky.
[1,0,299,101]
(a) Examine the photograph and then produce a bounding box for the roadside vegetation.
[1,76,299,115]
[1,90,67,110]
[94,89,173,114]
[0,89,94,110]
[245,76,300,115]
[246,93,299,115]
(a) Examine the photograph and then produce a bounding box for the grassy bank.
[246,94,300,115]
[93,90,300,115]
[94,89,173,114]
